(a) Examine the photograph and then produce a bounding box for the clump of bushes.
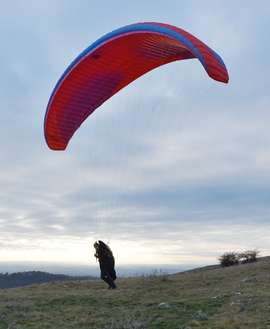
[238,250,259,264]
[219,249,259,267]
[219,252,239,267]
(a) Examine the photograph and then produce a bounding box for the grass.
[0,257,270,328]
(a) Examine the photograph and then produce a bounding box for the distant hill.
[0,256,270,328]
[0,271,96,288]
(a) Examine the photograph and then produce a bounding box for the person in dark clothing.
[94,240,117,289]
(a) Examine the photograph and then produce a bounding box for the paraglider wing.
[44,22,229,150]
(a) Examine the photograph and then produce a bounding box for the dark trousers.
[99,257,117,288]
[101,271,116,288]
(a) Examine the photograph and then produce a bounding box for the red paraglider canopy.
[45,22,229,150]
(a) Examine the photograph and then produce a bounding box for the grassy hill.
[0,257,270,329]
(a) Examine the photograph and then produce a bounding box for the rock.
[158,302,171,309]
[192,310,208,321]
[230,301,246,312]
[190,319,201,326]
[241,277,257,283]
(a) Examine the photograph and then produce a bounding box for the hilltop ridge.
[0,257,269,328]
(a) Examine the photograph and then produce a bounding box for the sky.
[0,0,270,273]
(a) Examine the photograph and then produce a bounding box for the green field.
[1,258,270,329]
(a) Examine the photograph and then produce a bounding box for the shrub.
[219,252,239,267]
[150,269,169,282]
[141,269,169,283]
[238,250,259,264]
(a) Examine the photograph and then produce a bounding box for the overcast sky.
[0,1,269,270]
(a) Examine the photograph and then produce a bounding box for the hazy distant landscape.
[0,262,197,289]
[0,271,95,289]
[0,262,193,277]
